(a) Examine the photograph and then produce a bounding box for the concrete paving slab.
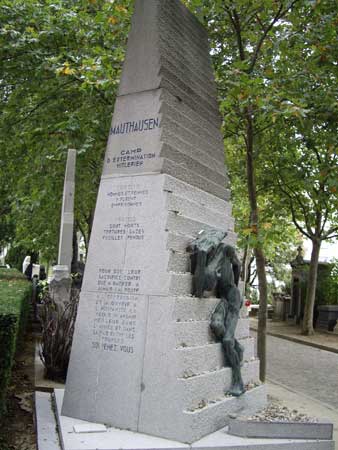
[47,389,333,450]
[250,319,338,354]
[35,391,62,450]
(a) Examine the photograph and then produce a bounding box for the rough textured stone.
[176,340,255,376]
[228,417,333,440]
[58,149,76,271]
[175,319,251,348]
[62,0,264,444]
[49,265,72,306]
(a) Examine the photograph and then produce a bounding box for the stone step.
[164,0,210,43]
[161,126,224,174]
[160,66,220,118]
[160,55,219,110]
[160,117,224,168]
[166,212,234,241]
[160,86,221,138]
[166,230,237,255]
[168,249,190,273]
[163,175,232,213]
[182,384,267,443]
[160,100,224,154]
[175,319,250,347]
[159,14,210,55]
[166,232,191,253]
[159,3,209,46]
[174,296,224,321]
[161,78,221,129]
[176,338,256,376]
[161,131,225,178]
[159,30,213,75]
[180,359,260,410]
[167,193,233,231]
[159,37,214,88]
[162,158,230,201]
[174,296,247,322]
[160,53,217,99]
[160,107,225,147]
[169,273,192,296]
[160,143,226,189]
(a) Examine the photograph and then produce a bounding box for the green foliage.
[0,270,31,416]
[184,1,337,305]
[0,0,133,259]
[5,245,39,271]
[0,268,25,281]
[324,259,338,305]
[1,0,337,310]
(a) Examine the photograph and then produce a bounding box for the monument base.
[49,265,72,306]
[35,390,334,450]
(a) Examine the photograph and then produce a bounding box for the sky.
[304,238,338,263]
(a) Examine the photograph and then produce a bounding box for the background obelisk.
[62,0,265,443]
[57,148,76,272]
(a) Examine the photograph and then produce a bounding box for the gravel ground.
[246,398,318,423]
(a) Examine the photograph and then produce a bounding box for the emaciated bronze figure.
[187,230,245,397]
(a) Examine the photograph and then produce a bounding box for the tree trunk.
[241,243,252,297]
[302,238,321,335]
[255,248,268,381]
[245,108,268,382]
[71,227,79,274]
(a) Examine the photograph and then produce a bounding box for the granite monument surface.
[62,0,265,443]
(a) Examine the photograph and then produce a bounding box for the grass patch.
[0,269,31,416]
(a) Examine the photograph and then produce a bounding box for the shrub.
[0,270,31,416]
[39,289,79,381]
[0,268,26,281]
[326,259,338,305]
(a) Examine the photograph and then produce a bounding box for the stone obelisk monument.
[57,148,76,272]
[62,0,265,443]
[50,148,76,304]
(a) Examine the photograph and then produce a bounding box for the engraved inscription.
[91,293,138,354]
[106,146,156,169]
[106,184,149,208]
[102,221,145,242]
[97,268,142,293]
[110,117,159,136]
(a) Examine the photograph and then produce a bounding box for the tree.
[0,0,132,261]
[264,0,338,334]
[185,0,301,381]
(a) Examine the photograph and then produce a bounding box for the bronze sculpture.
[187,230,245,397]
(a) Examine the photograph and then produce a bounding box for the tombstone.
[62,0,265,444]
[334,321,338,334]
[50,149,76,305]
[290,248,333,327]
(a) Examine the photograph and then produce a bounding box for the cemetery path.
[252,331,338,410]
